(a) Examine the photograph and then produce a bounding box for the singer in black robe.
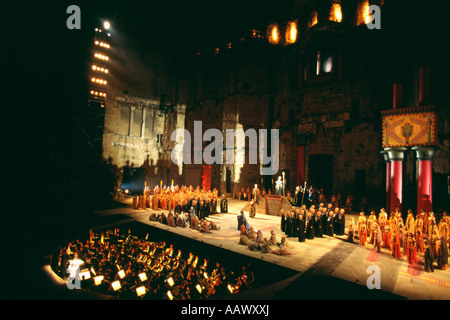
[438,234,449,270]
[306,214,315,240]
[326,212,335,237]
[314,212,323,238]
[220,196,228,213]
[336,210,346,235]
[322,208,329,235]
[297,214,306,242]
[285,213,293,237]
[424,240,435,273]
[280,210,286,233]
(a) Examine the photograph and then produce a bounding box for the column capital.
[412,146,437,161]
[384,147,407,161]
[380,150,390,162]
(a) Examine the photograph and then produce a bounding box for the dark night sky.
[4,0,292,189]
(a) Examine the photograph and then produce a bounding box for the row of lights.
[95,40,110,49]
[203,0,373,55]
[94,53,109,61]
[92,65,109,73]
[90,21,111,103]
[91,77,107,85]
[90,90,107,97]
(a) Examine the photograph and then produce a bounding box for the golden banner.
[382,109,437,148]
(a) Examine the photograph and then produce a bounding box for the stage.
[80,198,450,300]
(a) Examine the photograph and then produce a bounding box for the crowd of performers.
[148,206,221,234]
[278,202,449,273]
[237,210,296,256]
[52,229,253,300]
[132,185,228,217]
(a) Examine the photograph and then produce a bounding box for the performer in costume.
[280,209,286,233]
[424,239,435,273]
[297,211,306,242]
[220,195,228,213]
[326,208,335,237]
[249,201,256,218]
[348,217,355,243]
[305,210,315,240]
[359,222,367,246]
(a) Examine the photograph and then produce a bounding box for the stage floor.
[88,198,450,300]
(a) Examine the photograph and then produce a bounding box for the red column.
[381,151,391,211]
[419,66,430,105]
[297,146,305,186]
[412,146,436,213]
[385,147,407,213]
[393,83,403,109]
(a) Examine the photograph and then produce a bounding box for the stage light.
[124,189,129,194]
[227,284,234,293]
[94,275,104,285]
[118,270,125,279]
[136,286,146,297]
[79,269,91,280]
[167,290,174,300]
[91,267,96,276]
[111,280,121,291]
[196,284,202,294]
[95,40,99,45]
[204,272,208,279]
[139,272,147,282]
[167,277,174,286]
[104,21,110,30]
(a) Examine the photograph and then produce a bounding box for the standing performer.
[220,195,228,213]
[297,211,306,243]
[348,217,355,243]
[326,208,335,237]
[306,210,315,240]
[249,201,256,218]
[280,209,286,233]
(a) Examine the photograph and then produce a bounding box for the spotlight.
[167,277,174,286]
[118,270,125,279]
[111,280,121,291]
[167,290,174,300]
[139,272,147,282]
[196,284,202,294]
[136,286,146,297]
[94,275,104,285]
[104,21,110,30]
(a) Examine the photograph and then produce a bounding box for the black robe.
[438,236,449,268]
[321,212,329,235]
[327,214,334,237]
[297,216,306,242]
[424,245,435,273]
[285,215,293,236]
[292,213,299,237]
[281,212,286,232]
[220,198,228,213]
[336,213,346,235]
[314,214,323,238]
[306,217,315,240]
